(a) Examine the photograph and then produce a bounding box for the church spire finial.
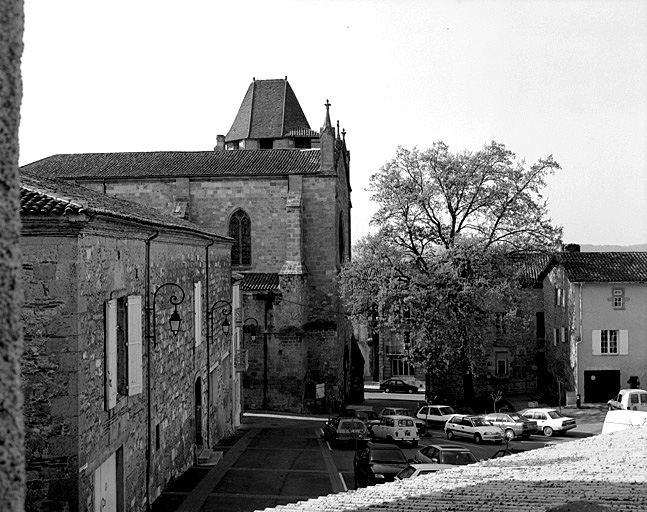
[336,120,341,140]
[323,99,332,129]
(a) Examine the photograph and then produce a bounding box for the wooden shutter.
[194,281,202,347]
[619,330,629,355]
[127,295,143,396]
[105,300,118,410]
[591,330,601,355]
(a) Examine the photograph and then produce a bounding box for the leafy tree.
[341,141,561,401]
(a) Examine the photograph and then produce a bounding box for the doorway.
[584,370,620,403]
[195,377,203,446]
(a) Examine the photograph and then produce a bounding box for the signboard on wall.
[316,383,325,399]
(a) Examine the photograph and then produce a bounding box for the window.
[391,358,414,376]
[612,288,625,309]
[494,312,506,336]
[105,296,143,410]
[555,287,565,307]
[592,329,628,356]
[495,351,508,376]
[229,209,251,266]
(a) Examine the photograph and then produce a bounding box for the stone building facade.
[21,77,355,413]
[20,173,234,511]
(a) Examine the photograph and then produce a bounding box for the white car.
[519,408,576,437]
[416,405,458,429]
[607,389,647,412]
[395,463,453,480]
[444,415,504,444]
[372,415,419,447]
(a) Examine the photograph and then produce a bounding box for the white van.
[607,389,647,412]
[601,410,647,434]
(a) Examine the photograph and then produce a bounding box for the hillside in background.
[580,243,647,252]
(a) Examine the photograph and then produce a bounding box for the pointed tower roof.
[225,78,313,142]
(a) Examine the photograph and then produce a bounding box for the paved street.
[151,395,605,512]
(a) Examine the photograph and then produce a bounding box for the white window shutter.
[105,300,118,410]
[127,295,143,396]
[619,330,629,355]
[553,329,558,346]
[194,281,202,347]
[592,330,602,355]
[561,327,567,343]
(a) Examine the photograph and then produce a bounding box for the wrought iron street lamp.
[243,317,259,342]
[148,282,185,345]
[208,300,232,342]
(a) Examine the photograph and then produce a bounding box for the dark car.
[414,443,478,465]
[353,442,409,487]
[341,405,381,432]
[379,379,419,394]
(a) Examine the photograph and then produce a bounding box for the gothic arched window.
[338,211,345,264]
[229,209,251,266]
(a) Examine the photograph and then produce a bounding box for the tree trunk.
[461,358,475,403]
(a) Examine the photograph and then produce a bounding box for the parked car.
[372,415,419,447]
[414,443,478,465]
[482,412,538,440]
[607,389,647,412]
[322,416,368,447]
[341,405,381,432]
[519,408,576,437]
[444,415,504,444]
[379,378,419,394]
[395,463,454,480]
[353,442,409,487]
[416,405,458,429]
[379,407,426,435]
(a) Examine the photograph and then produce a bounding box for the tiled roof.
[551,252,647,282]
[20,171,229,239]
[225,79,313,142]
[20,149,322,180]
[509,252,552,286]
[240,273,280,293]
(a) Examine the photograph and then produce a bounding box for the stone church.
[22,77,360,413]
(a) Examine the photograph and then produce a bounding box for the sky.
[19,0,647,248]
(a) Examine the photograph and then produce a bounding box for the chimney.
[214,135,226,151]
[563,243,581,253]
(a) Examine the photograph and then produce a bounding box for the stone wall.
[21,222,233,512]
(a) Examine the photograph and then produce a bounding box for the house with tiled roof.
[19,172,235,511]
[539,244,647,405]
[21,77,356,415]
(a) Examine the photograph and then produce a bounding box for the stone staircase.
[197,447,223,466]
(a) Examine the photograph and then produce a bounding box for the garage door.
[584,370,620,403]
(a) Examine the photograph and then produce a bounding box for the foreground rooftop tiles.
[263,427,647,512]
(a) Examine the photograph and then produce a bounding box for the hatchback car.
[372,415,419,446]
[482,412,538,439]
[444,415,504,444]
[416,405,458,429]
[342,405,381,431]
[379,378,419,394]
[519,408,576,437]
[322,416,368,447]
[394,463,454,480]
[379,407,426,435]
[414,443,477,465]
[353,442,409,487]
[607,389,647,412]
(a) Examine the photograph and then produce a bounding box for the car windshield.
[371,449,407,464]
[509,413,524,421]
[440,452,477,465]
[397,467,416,479]
[341,421,365,430]
[438,406,456,415]
[395,409,410,416]
[471,417,488,426]
[547,411,563,419]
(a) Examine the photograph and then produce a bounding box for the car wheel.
[543,426,554,437]
[412,440,418,447]
[505,429,515,440]
[446,430,454,440]
[474,433,482,444]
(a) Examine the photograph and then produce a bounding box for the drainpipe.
[145,230,159,512]
[204,239,214,448]
[575,283,583,399]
